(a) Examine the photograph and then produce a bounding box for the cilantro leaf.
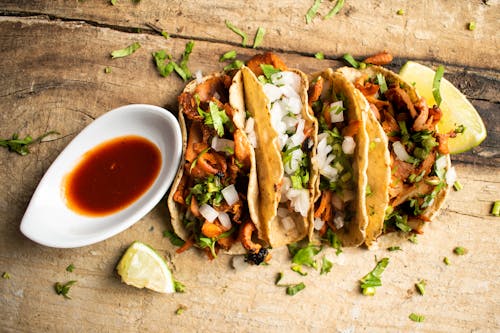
[66,264,75,273]
[0,131,59,156]
[324,0,345,19]
[163,230,186,247]
[291,264,308,276]
[320,256,333,275]
[409,313,425,322]
[152,50,175,77]
[111,42,141,59]
[209,101,229,137]
[260,64,281,80]
[252,27,266,48]
[286,282,305,296]
[225,20,248,47]
[54,280,77,299]
[432,65,445,107]
[305,0,322,24]
[291,244,322,269]
[415,279,426,295]
[323,229,343,255]
[360,257,389,296]
[174,280,186,293]
[219,50,237,62]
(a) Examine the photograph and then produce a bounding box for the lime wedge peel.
[399,61,487,154]
[116,241,175,293]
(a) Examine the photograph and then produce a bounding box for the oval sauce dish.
[20,104,182,248]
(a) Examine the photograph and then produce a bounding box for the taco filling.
[169,72,269,263]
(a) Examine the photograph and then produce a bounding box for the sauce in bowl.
[64,135,162,217]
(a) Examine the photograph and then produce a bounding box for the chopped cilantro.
[104,66,112,74]
[305,0,323,24]
[468,21,476,31]
[174,280,186,293]
[291,264,308,276]
[324,0,344,19]
[454,124,466,134]
[415,279,426,295]
[110,42,141,59]
[161,31,169,39]
[359,257,389,296]
[260,64,281,80]
[320,256,333,275]
[453,246,467,255]
[432,65,445,107]
[387,246,401,251]
[323,228,343,255]
[291,244,322,269]
[376,73,388,94]
[491,201,500,217]
[342,53,360,68]
[453,180,463,191]
[198,237,217,258]
[2,272,10,279]
[66,264,75,273]
[315,52,325,60]
[397,9,405,15]
[223,60,244,72]
[275,272,284,285]
[175,305,187,315]
[152,50,175,77]
[163,230,185,247]
[219,50,237,62]
[408,233,418,244]
[409,313,425,322]
[54,280,77,299]
[286,282,306,296]
[225,20,248,47]
[177,40,194,81]
[0,131,59,156]
[252,27,266,48]
[443,257,450,265]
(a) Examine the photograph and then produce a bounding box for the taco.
[307,69,372,247]
[338,65,454,237]
[241,52,318,248]
[167,70,270,264]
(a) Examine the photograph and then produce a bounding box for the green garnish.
[320,256,333,275]
[161,31,169,39]
[468,21,476,31]
[360,257,389,296]
[175,305,187,315]
[198,237,217,258]
[152,50,175,77]
[225,20,248,47]
[110,0,117,5]
[305,0,322,24]
[163,230,185,247]
[290,244,322,269]
[260,64,281,80]
[453,246,467,255]
[223,60,244,72]
[314,52,325,60]
[453,180,463,191]
[275,272,284,285]
[252,27,266,48]
[104,66,112,74]
[454,124,466,134]
[491,201,500,217]
[408,234,418,244]
[66,264,75,273]
[189,147,211,173]
[177,40,194,81]
[0,131,59,156]
[432,65,445,107]
[415,279,426,295]
[291,264,308,276]
[376,73,388,94]
[323,229,343,255]
[54,280,77,299]
[110,42,141,59]
[219,50,237,62]
[409,313,425,322]
[209,101,230,136]
[443,257,450,265]
[342,53,360,69]
[174,280,186,293]
[324,0,344,19]
[286,282,306,296]
[397,9,405,15]
[387,246,401,251]
[2,272,10,279]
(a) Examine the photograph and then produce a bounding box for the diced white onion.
[445,166,457,186]
[286,188,310,217]
[211,137,234,153]
[244,117,258,148]
[195,70,203,83]
[263,83,282,102]
[329,101,344,123]
[199,204,218,223]
[271,72,302,93]
[393,141,412,162]
[217,211,232,230]
[284,96,302,115]
[221,184,239,206]
[314,217,325,231]
[435,155,447,171]
[314,136,338,181]
[280,177,291,202]
[288,119,306,147]
[283,148,303,175]
[281,216,295,231]
[342,136,356,155]
[333,214,345,229]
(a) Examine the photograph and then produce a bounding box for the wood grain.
[0,3,499,332]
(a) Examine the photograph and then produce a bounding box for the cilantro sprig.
[54,280,77,299]
[111,42,141,59]
[1,131,59,156]
[359,257,389,296]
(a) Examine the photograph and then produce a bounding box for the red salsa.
[64,135,161,217]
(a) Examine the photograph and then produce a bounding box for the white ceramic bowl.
[20,104,182,248]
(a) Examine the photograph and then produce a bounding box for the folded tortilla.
[241,53,318,248]
[338,65,452,238]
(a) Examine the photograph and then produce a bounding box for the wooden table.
[1,1,498,332]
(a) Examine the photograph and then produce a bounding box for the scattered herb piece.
[387,246,401,251]
[161,31,169,39]
[54,280,77,299]
[468,21,476,31]
[376,73,388,94]
[275,272,284,285]
[453,181,463,191]
[163,230,185,247]
[320,256,333,275]
[314,52,325,60]
[454,124,466,134]
[408,234,418,244]
[323,229,343,255]
[260,64,281,80]
[415,279,426,295]
[219,50,237,62]
[110,42,141,59]
[223,60,244,72]
[110,0,117,5]
[174,280,186,293]
[359,257,389,296]
[305,0,323,24]
[174,41,195,81]
[104,66,112,74]
[443,257,450,265]
[324,0,345,19]
[432,65,445,107]
[175,304,187,315]
[152,50,175,77]
[397,9,405,15]
[286,282,306,296]
[0,131,59,156]
[291,264,308,276]
[342,53,360,68]
[2,272,10,279]
[453,246,467,255]
[491,201,500,217]
[225,20,248,47]
[252,27,266,48]
[290,244,322,269]
[66,264,75,273]
[409,313,425,322]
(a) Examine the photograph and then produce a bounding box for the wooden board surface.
[0,1,499,332]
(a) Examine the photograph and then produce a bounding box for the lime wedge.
[399,61,487,154]
[116,241,175,293]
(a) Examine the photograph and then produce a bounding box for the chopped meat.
[179,92,203,122]
[385,86,417,118]
[246,52,288,76]
[308,76,324,106]
[364,51,394,66]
